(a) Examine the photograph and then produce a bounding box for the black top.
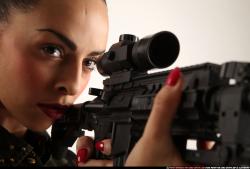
[0,126,76,167]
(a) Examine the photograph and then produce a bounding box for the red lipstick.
[38,103,69,121]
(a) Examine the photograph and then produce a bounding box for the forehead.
[37,0,108,35]
[8,0,109,51]
[36,0,107,19]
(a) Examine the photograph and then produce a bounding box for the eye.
[41,44,64,58]
[83,58,97,71]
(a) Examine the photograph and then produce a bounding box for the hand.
[75,67,187,167]
[126,68,187,166]
[76,136,113,166]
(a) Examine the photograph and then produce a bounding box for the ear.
[0,22,7,49]
[0,22,7,41]
[0,21,8,33]
[0,26,3,46]
[0,23,4,36]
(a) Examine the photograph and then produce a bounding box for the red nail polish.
[166,67,181,86]
[95,141,104,152]
[76,148,88,165]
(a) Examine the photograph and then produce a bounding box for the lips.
[38,103,69,121]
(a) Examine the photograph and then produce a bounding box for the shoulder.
[0,126,44,166]
[25,130,77,166]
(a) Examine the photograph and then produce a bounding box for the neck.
[0,104,27,137]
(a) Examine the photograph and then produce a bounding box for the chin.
[26,120,52,133]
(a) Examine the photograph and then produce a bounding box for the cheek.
[15,60,45,91]
[77,73,91,97]
[1,39,47,94]
[11,57,53,100]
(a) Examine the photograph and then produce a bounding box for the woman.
[0,0,185,166]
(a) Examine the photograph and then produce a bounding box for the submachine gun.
[50,31,250,166]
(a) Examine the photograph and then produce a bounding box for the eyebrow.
[88,50,106,59]
[37,28,77,51]
[36,28,106,58]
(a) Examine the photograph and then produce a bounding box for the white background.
[76,0,250,104]
[62,0,250,153]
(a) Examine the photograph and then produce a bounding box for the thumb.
[76,136,94,166]
[143,67,183,139]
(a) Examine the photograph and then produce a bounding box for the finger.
[197,140,215,150]
[78,159,113,167]
[143,67,183,138]
[95,139,112,155]
[76,136,94,165]
[125,68,185,166]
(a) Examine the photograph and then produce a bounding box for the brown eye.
[83,59,97,71]
[41,45,64,58]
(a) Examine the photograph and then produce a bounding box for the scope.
[97,31,180,76]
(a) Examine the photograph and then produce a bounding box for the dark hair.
[0,0,39,22]
[0,0,107,22]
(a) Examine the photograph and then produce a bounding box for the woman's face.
[0,0,108,131]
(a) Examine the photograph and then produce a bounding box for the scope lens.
[132,31,180,71]
[148,32,180,68]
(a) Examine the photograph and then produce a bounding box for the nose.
[54,62,87,96]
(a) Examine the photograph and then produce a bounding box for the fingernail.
[95,141,104,152]
[165,67,181,86]
[76,148,88,165]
